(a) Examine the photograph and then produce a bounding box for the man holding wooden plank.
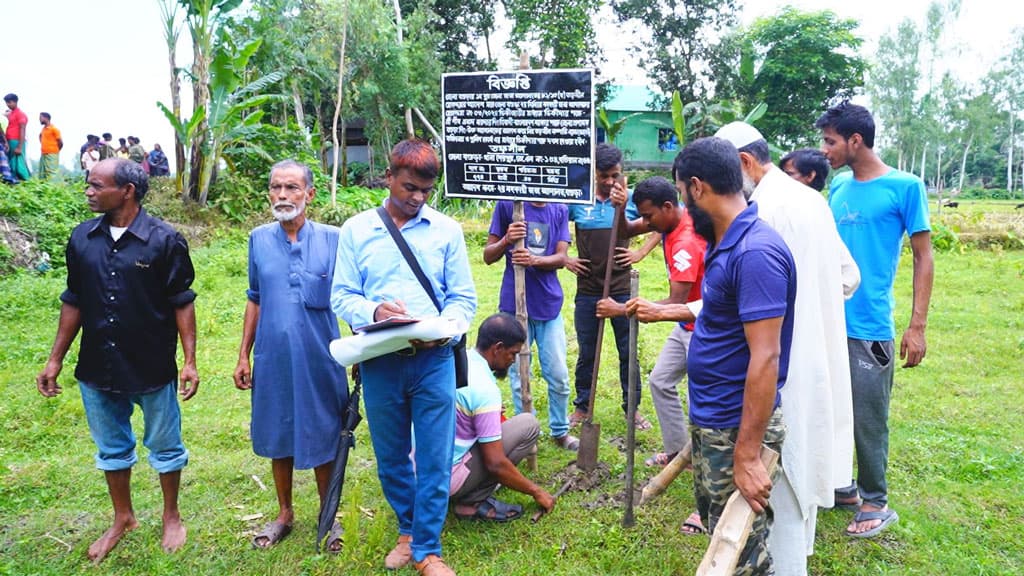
[673,137,797,575]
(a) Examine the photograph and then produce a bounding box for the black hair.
[476,313,526,352]
[269,159,314,188]
[632,176,678,207]
[103,133,112,140]
[737,139,771,164]
[672,137,744,196]
[3,93,17,103]
[815,101,875,149]
[780,148,830,191]
[112,159,150,201]
[40,112,51,121]
[87,134,99,142]
[595,143,623,172]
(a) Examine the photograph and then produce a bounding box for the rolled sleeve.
[165,235,197,308]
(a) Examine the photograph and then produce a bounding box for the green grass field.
[1,218,1022,575]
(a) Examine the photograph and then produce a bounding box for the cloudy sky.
[4,0,1017,170]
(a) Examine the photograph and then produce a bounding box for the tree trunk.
[1008,106,1015,195]
[189,29,210,203]
[293,78,309,144]
[957,135,972,194]
[920,145,927,184]
[392,0,414,139]
[330,1,349,204]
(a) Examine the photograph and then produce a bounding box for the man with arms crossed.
[816,102,933,538]
[674,137,797,575]
[37,158,198,562]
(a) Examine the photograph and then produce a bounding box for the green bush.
[309,186,389,227]
[0,179,92,268]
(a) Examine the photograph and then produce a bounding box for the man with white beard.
[715,122,860,575]
[233,160,350,551]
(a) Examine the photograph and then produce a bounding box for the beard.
[493,367,509,380]
[685,196,716,243]
[272,198,305,222]
[741,172,757,200]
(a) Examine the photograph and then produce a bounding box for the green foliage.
[400,0,495,70]
[503,0,602,68]
[597,109,641,144]
[930,220,962,252]
[309,185,388,226]
[0,179,91,268]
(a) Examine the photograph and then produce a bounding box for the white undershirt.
[109,226,128,242]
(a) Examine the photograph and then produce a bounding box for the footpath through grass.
[1,224,1022,575]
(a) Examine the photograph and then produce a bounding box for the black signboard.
[441,69,594,204]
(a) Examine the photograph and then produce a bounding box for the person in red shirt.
[4,93,30,181]
[38,112,64,180]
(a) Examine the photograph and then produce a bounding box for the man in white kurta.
[716,122,860,576]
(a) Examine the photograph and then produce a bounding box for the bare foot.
[88,515,139,563]
[162,512,187,553]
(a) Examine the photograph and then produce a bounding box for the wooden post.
[514,51,536,471]
[696,446,780,576]
[623,270,639,528]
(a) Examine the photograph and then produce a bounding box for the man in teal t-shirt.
[816,102,934,539]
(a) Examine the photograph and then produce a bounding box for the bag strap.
[376,206,442,313]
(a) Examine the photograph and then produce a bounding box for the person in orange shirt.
[38,112,64,180]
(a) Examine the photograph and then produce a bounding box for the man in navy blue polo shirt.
[673,137,797,576]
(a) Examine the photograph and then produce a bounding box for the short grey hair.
[269,160,314,189]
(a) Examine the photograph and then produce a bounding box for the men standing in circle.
[449,313,555,522]
[4,93,31,181]
[36,158,198,563]
[715,121,859,574]
[779,148,830,192]
[331,139,476,576]
[483,200,577,450]
[565,142,650,431]
[816,102,933,538]
[233,160,349,551]
[597,177,705,481]
[674,138,797,575]
[38,112,63,180]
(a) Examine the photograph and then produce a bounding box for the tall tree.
[503,0,603,68]
[613,0,739,105]
[400,0,495,70]
[726,7,866,148]
[870,19,922,171]
[157,0,187,197]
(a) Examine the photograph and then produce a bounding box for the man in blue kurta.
[331,139,477,576]
[483,200,576,450]
[234,160,349,551]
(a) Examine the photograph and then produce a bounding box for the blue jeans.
[361,346,456,563]
[78,381,188,474]
[508,314,571,439]
[573,294,641,412]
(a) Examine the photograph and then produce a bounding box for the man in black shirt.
[36,158,199,563]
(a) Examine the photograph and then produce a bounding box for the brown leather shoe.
[414,554,456,576]
[384,534,412,570]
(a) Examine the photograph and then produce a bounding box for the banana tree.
[597,107,641,144]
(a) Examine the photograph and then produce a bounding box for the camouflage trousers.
[690,408,786,576]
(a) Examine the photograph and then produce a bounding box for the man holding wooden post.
[673,138,797,575]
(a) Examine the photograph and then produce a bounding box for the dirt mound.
[0,217,47,271]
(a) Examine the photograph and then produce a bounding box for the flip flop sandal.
[644,451,678,467]
[553,434,580,451]
[681,512,706,535]
[846,508,899,538]
[456,496,523,522]
[326,521,344,554]
[569,410,589,427]
[632,413,653,431]
[252,521,293,549]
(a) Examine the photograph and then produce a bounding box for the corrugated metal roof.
[604,85,665,112]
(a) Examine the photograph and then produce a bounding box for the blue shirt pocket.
[302,271,332,309]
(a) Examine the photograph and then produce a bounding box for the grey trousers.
[648,324,692,454]
[847,338,895,508]
[450,413,539,505]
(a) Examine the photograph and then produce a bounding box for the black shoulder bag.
[376,207,468,388]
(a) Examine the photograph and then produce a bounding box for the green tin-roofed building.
[599,85,677,169]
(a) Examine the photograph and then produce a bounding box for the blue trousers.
[507,314,571,439]
[361,346,456,562]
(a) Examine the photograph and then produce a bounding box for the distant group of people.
[80,133,169,179]
[36,101,932,576]
[0,91,170,184]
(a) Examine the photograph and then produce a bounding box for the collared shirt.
[687,202,796,429]
[662,208,705,331]
[331,201,477,332]
[62,208,196,394]
[566,191,640,296]
[450,348,504,493]
[40,125,62,154]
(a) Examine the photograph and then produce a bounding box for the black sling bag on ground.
[376,206,468,388]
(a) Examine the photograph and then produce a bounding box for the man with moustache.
[449,313,555,523]
[234,160,349,551]
[332,139,476,576]
[715,121,859,574]
[674,137,796,575]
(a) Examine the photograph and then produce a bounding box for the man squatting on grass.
[449,313,555,522]
[36,158,198,563]
[674,137,797,575]
[331,139,476,576]
[817,102,933,539]
[233,160,349,551]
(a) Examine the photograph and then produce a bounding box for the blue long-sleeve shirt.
[331,202,477,332]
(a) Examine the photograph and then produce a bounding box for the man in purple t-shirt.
[483,201,577,450]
